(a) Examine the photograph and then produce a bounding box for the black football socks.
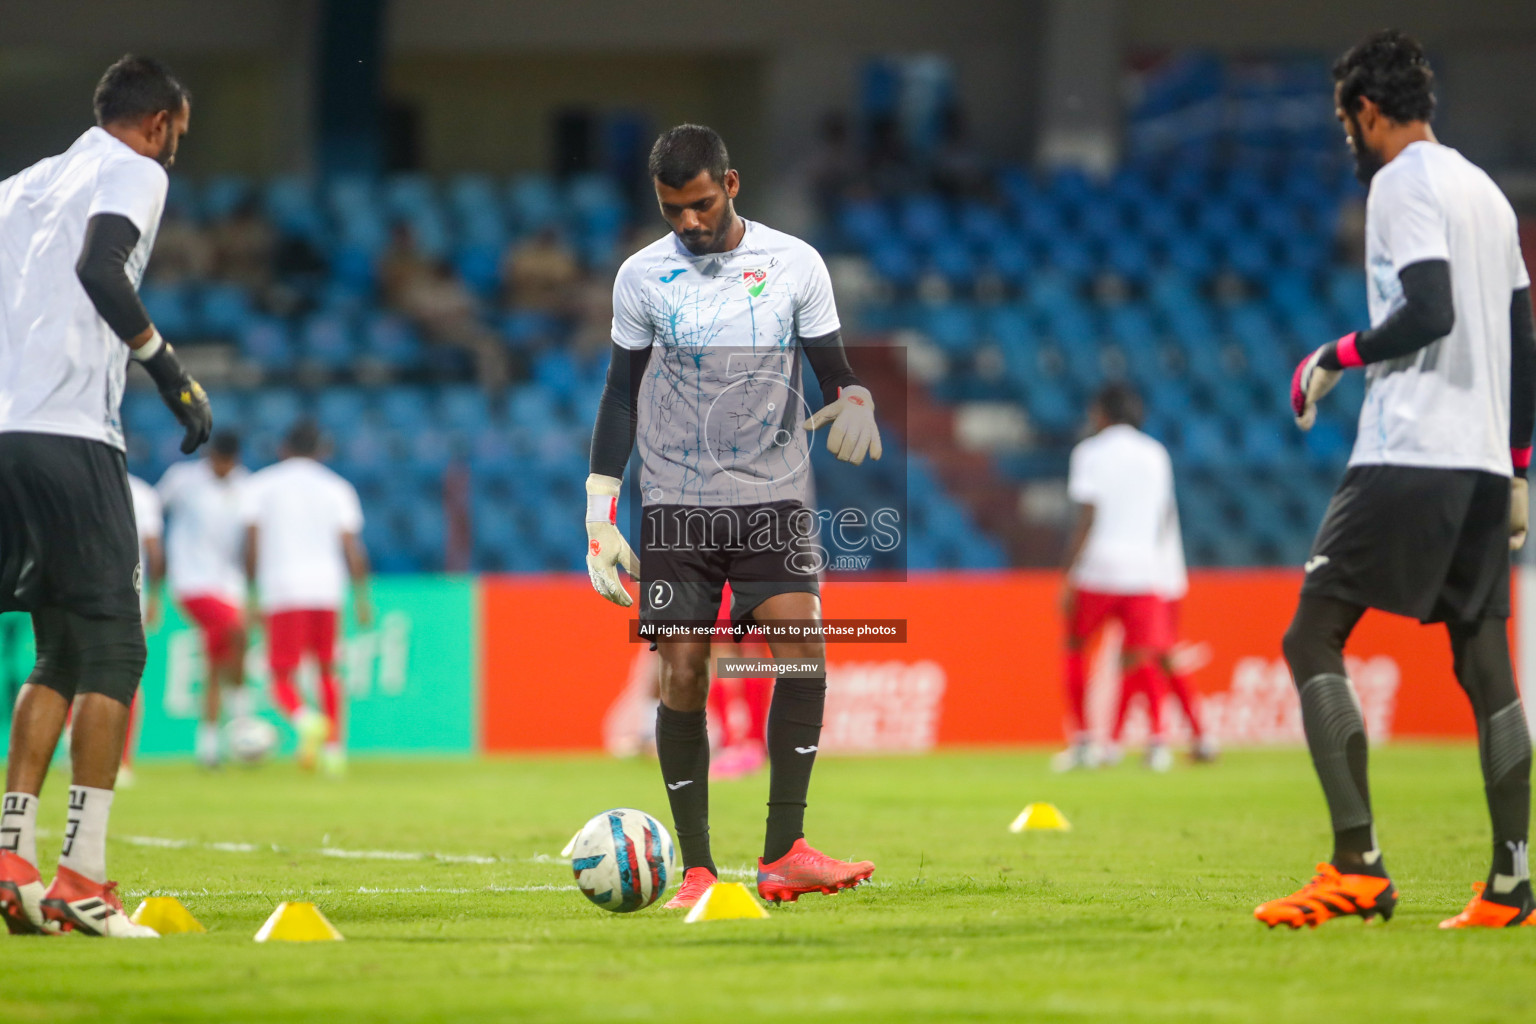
[655,704,715,876]
[763,676,827,863]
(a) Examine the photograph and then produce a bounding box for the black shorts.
[639,501,820,629]
[0,432,142,621]
[1302,464,1511,624]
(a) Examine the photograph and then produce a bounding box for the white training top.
[0,128,168,451]
[1068,424,1185,596]
[240,458,364,613]
[1351,141,1531,476]
[158,458,249,605]
[610,219,841,506]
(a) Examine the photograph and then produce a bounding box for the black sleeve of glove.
[801,329,863,406]
[1511,286,1535,473]
[1319,259,1453,369]
[589,341,652,479]
[75,213,153,342]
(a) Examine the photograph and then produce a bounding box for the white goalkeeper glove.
[1290,346,1342,431]
[585,474,640,607]
[1512,477,1528,552]
[802,385,883,465]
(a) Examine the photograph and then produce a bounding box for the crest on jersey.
[741,268,768,298]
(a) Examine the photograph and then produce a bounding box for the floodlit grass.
[2,747,1532,1021]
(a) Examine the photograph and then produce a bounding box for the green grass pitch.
[3,746,1533,1021]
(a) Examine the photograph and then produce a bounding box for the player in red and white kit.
[157,430,251,767]
[242,421,371,776]
[1056,384,1183,772]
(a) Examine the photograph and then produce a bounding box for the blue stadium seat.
[141,285,195,340]
[298,313,356,371]
[868,239,919,289]
[956,202,1010,245]
[315,388,371,435]
[361,313,425,370]
[506,175,564,233]
[249,390,305,432]
[438,386,492,433]
[928,240,978,289]
[838,199,894,249]
[199,282,253,338]
[239,319,296,374]
[898,195,951,246]
[922,303,980,356]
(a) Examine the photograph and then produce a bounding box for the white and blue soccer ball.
[224,716,279,763]
[565,808,675,912]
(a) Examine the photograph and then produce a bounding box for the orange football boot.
[756,838,874,904]
[662,867,717,910]
[1438,883,1536,929]
[1254,863,1398,929]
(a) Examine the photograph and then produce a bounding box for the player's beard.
[1346,115,1384,185]
[679,207,738,256]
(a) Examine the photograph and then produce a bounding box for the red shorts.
[266,608,339,675]
[1068,590,1174,652]
[180,595,243,663]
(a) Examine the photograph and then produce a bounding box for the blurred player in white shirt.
[1057,384,1182,772]
[120,473,165,787]
[158,430,250,767]
[242,421,371,776]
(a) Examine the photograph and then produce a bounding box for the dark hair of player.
[284,419,322,458]
[93,55,191,127]
[1094,383,1144,429]
[1332,29,1435,124]
[210,430,241,457]
[648,124,730,189]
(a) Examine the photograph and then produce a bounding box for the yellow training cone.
[253,901,344,942]
[683,882,770,923]
[1009,803,1072,832]
[129,896,206,934]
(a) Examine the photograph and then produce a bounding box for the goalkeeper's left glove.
[1290,332,1362,431]
[585,474,640,607]
[801,385,882,465]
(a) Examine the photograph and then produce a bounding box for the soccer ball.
[225,716,279,763]
[565,808,675,912]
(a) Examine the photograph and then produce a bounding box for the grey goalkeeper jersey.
[611,220,842,507]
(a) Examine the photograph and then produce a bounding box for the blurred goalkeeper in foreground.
[584,124,876,910]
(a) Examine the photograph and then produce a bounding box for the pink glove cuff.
[1513,447,1532,470]
[1335,331,1363,368]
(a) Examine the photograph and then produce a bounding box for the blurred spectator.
[381,224,510,389]
[865,116,919,197]
[501,227,582,316]
[931,109,991,200]
[804,111,861,221]
[146,207,213,286]
[210,198,277,295]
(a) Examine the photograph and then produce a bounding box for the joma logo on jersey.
[659,268,686,283]
[742,268,768,297]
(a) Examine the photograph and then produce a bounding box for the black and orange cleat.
[1438,883,1536,929]
[756,838,874,904]
[1254,862,1398,929]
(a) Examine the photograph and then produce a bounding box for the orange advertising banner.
[479,570,1500,753]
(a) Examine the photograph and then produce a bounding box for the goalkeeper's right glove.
[134,329,213,453]
[585,474,640,607]
[1290,332,1361,431]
